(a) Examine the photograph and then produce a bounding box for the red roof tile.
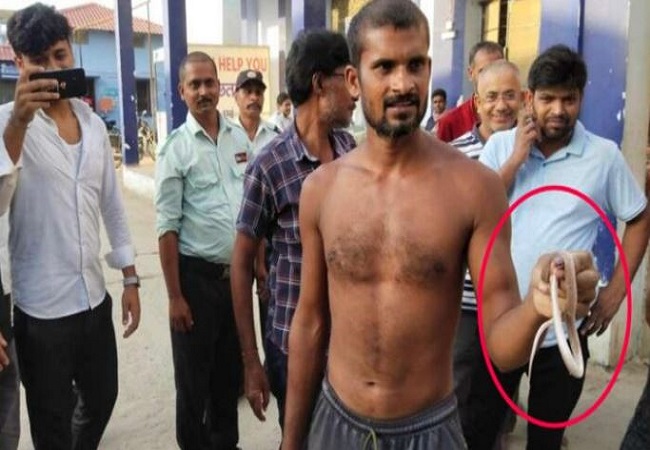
[0,44,14,61]
[60,2,163,35]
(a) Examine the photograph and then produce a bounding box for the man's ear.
[345,65,360,99]
[524,89,534,112]
[13,55,24,70]
[474,91,481,111]
[311,72,323,95]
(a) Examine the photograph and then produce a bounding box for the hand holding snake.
[529,251,599,379]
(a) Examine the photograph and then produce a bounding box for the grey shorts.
[307,378,467,450]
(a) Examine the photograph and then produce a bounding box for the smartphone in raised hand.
[29,68,87,99]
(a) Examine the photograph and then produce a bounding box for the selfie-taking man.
[0,4,141,448]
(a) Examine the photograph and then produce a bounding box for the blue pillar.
[291,0,326,37]
[580,1,627,145]
[430,0,466,105]
[162,0,188,132]
[114,0,138,165]
[538,0,581,52]
[580,1,629,281]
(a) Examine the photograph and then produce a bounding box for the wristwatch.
[123,275,141,288]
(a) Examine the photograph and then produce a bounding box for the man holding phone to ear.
[0,4,141,449]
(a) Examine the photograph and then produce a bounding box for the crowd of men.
[0,1,649,450]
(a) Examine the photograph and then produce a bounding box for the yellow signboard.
[189,44,273,121]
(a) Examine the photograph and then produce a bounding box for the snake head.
[531,252,578,319]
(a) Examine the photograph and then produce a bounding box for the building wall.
[71,30,162,124]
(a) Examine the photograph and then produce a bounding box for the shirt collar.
[286,121,347,162]
[186,110,232,137]
[470,123,486,145]
[531,120,586,161]
[35,98,92,125]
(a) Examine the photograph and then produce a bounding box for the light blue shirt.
[155,111,253,264]
[230,117,280,155]
[0,99,135,319]
[480,121,646,347]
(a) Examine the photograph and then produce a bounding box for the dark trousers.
[13,295,118,450]
[523,334,589,450]
[0,292,19,450]
[621,363,650,449]
[454,312,520,450]
[0,336,19,450]
[498,334,589,450]
[264,337,287,429]
[172,255,242,450]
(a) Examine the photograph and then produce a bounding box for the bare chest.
[322,185,471,285]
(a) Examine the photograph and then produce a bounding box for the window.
[481,0,541,82]
[73,30,89,45]
[133,34,146,48]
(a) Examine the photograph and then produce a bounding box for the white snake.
[529,252,584,379]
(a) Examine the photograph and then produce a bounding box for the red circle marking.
[476,184,632,429]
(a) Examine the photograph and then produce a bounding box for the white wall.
[258,0,284,115]
[620,0,650,361]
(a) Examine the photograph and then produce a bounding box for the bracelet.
[123,275,140,288]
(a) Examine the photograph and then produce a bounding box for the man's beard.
[362,93,424,139]
[540,116,574,143]
[533,105,575,144]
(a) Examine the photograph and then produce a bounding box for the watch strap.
[123,275,140,288]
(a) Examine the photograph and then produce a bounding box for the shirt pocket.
[230,162,247,198]
[231,161,247,179]
[186,169,224,212]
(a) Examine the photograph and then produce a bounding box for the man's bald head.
[476,60,521,92]
[475,60,523,139]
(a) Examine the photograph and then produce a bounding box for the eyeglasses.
[480,91,519,104]
[329,72,346,79]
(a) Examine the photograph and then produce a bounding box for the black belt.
[179,254,230,280]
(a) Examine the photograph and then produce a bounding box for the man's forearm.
[608,209,650,297]
[231,246,259,361]
[487,298,547,372]
[158,232,182,300]
[282,318,328,449]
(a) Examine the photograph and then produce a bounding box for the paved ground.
[15,167,649,449]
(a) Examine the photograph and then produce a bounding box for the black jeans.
[171,255,242,450]
[264,337,288,429]
[13,295,118,450]
[491,333,589,450]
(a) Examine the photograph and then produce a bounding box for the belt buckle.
[221,265,230,279]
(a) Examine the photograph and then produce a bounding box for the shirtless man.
[281,1,599,449]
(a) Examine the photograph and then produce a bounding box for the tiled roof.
[0,43,14,61]
[61,2,163,35]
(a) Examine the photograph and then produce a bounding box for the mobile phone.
[29,68,87,99]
